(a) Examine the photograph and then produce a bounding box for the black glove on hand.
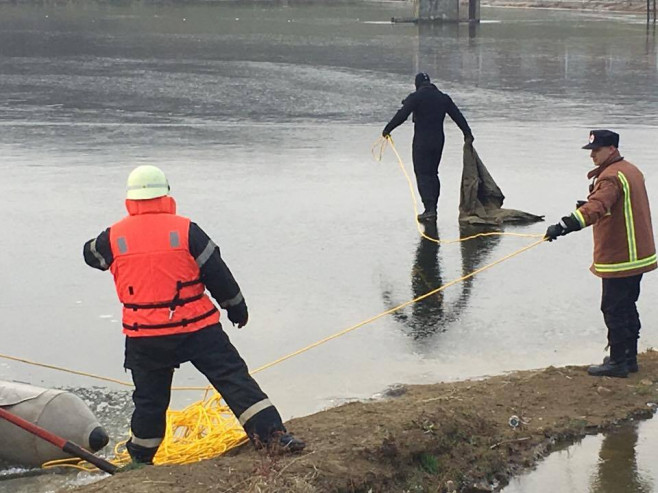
[545,223,565,242]
[382,129,391,138]
[227,301,248,328]
[545,214,581,242]
[464,134,475,144]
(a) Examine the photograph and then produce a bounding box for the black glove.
[545,214,581,242]
[464,134,474,144]
[545,223,565,242]
[227,301,248,328]
[382,129,391,138]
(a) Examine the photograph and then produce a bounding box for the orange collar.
[125,196,177,216]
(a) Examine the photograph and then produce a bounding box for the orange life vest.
[109,196,220,337]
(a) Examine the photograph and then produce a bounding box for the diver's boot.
[417,202,437,222]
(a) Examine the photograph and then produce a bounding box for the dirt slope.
[69,350,658,493]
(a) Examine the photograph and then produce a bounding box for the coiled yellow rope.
[8,137,547,471]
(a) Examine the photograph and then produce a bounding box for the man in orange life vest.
[83,165,305,464]
[545,130,656,378]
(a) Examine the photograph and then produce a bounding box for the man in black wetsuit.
[383,72,474,222]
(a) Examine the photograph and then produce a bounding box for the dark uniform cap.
[582,129,620,149]
[415,72,431,88]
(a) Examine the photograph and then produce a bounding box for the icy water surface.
[0,2,657,491]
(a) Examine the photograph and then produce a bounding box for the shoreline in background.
[0,0,653,14]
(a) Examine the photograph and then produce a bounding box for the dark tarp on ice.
[459,143,544,226]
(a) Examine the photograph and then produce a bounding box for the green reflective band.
[573,209,586,228]
[618,171,637,262]
[594,254,657,273]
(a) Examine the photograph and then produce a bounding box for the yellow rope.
[372,135,544,245]
[42,391,248,471]
[0,353,212,391]
[3,138,547,470]
[39,229,544,471]
[252,237,545,375]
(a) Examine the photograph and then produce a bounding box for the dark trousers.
[128,325,285,444]
[600,274,642,349]
[412,140,445,211]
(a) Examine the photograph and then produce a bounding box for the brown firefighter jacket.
[573,157,657,278]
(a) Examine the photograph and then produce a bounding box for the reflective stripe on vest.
[89,238,109,269]
[618,171,637,263]
[573,209,586,228]
[117,236,128,254]
[594,253,657,273]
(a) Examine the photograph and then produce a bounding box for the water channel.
[0,1,657,491]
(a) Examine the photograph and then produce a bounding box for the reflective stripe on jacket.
[574,159,656,278]
[109,197,220,337]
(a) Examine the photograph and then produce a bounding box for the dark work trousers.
[600,274,642,350]
[412,138,445,211]
[127,324,285,444]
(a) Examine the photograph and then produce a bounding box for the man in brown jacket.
[545,129,656,378]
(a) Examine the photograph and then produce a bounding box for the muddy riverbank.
[68,350,658,493]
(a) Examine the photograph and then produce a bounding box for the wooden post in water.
[468,0,480,23]
[648,0,651,23]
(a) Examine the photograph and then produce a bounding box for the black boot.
[588,344,629,378]
[602,338,639,373]
[262,431,305,454]
[125,439,158,465]
[417,202,437,222]
[277,433,306,452]
[602,355,638,373]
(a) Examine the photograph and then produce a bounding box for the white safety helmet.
[126,165,170,200]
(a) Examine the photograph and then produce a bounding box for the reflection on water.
[502,419,658,492]
[415,17,658,123]
[382,223,501,342]
[592,424,653,493]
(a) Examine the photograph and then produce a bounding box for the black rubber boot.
[263,432,305,454]
[589,344,629,378]
[125,439,158,465]
[602,338,639,373]
[602,355,638,373]
[277,433,306,452]
[588,359,629,378]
